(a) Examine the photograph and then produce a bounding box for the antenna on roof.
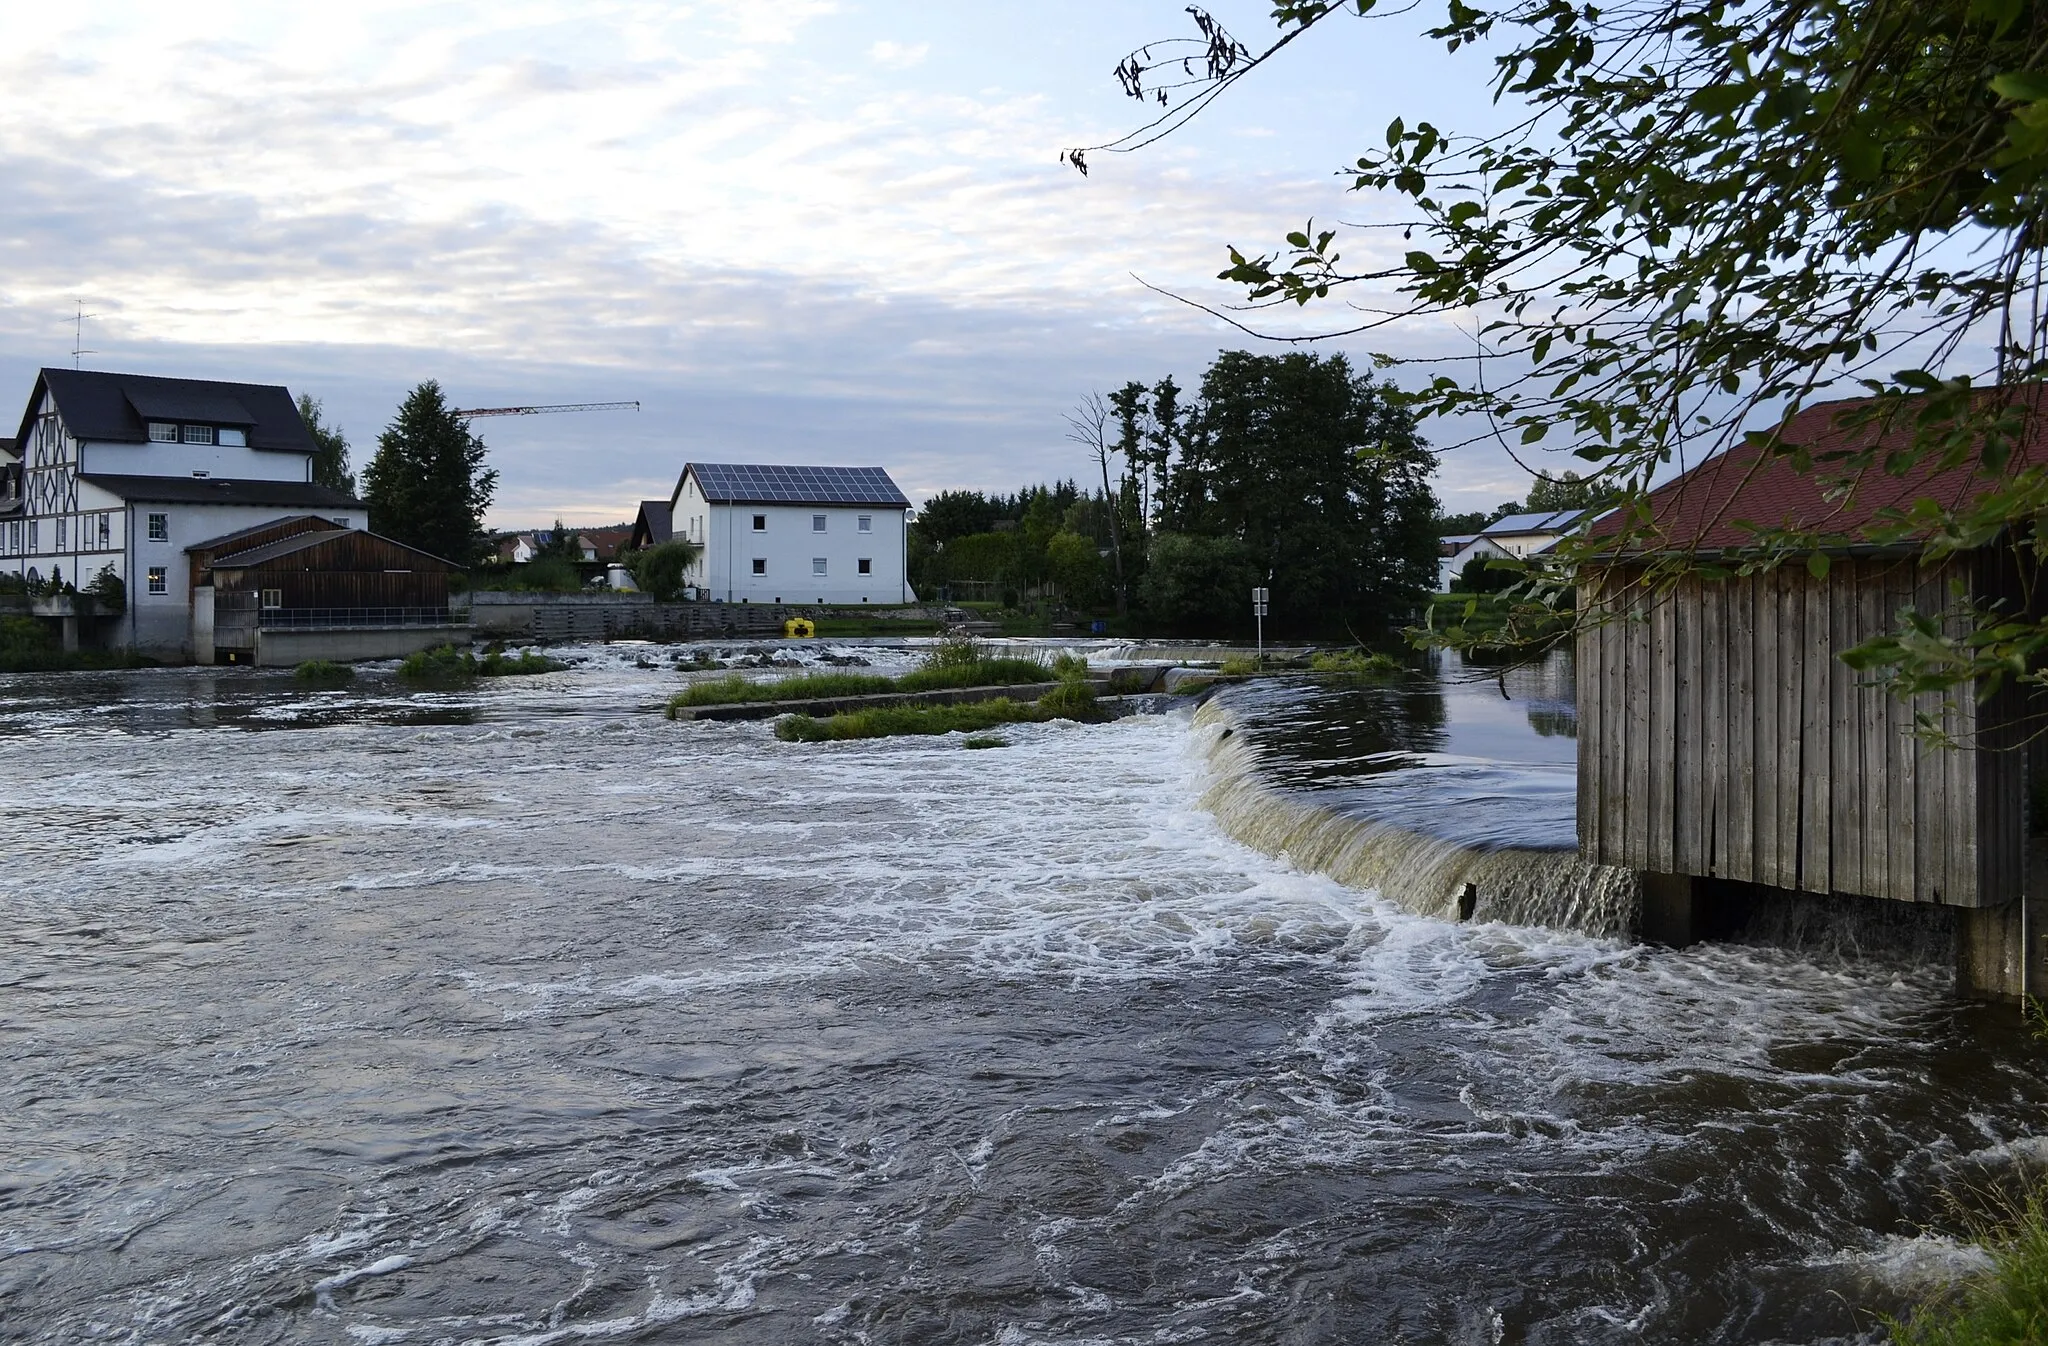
[71,300,99,370]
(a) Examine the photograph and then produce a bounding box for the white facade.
[672,468,912,605]
[1440,535,1513,591]
[0,381,356,658]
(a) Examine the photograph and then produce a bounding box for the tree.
[1066,392,1129,614]
[911,490,999,548]
[1154,350,1438,634]
[297,394,356,495]
[1524,472,1604,515]
[1045,530,1106,607]
[1076,1,2048,690]
[1139,532,1259,635]
[362,381,498,565]
[624,540,703,601]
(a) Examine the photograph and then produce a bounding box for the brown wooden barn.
[1577,393,2048,998]
[188,515,465,665]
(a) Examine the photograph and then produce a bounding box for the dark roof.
[25,369,317,453]
[80,474,361,507]
[682,462,910,508]
[632,499,673,548]
[0,437,16,461]
[207,528,459,573]
[1588,388,2048,553]
[187,514,345,556]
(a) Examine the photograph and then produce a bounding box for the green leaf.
[1405,250,1440,274]
[1807,551,1831,579]
[1991,71,2048,101]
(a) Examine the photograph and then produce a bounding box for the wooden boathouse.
[1576,394,2046,998]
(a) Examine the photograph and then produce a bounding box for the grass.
[398,644,566,682]
[1218,655,1262,675]
[292,659,354,685]
[774,682,1102,743]
[664,653,1054,718]
[1887,1190,2048,1345]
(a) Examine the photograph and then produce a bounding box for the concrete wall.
[469,592,792,642]
[254,624,471,667]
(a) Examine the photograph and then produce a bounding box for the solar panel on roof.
[686,462,910,507]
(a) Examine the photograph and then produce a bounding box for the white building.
[668,462,914,605]
[0,369,362,657]
[1478,507,1595,558]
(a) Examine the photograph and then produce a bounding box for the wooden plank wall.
[1578,556,1996,906]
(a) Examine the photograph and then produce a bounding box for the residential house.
[667,462,914,604]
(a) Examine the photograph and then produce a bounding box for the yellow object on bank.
[784,617,816,638]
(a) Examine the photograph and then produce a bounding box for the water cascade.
[1193,698,1643,936]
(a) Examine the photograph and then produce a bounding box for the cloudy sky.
[0,1,1539,525]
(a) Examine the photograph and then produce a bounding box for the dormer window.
[148,422,178,443]
[182,425,214,445]
[218,428,246,447]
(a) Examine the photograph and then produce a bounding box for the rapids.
[2,642,2044,1344]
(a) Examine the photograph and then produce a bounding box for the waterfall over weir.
[1192,697,1643,937]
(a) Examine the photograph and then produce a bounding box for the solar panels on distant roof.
[686,463,911,506]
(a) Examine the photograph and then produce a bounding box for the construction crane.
[452,400,640,419]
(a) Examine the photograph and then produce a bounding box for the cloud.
[868,39,929,69]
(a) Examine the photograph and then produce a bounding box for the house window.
[27,522,36,552]
[146,566,166,595]
[812,557,827,576]
[752,514,767,532]
[858,558,872,575]
[182,425,213,445]
[98,514,110,546]
[331,517,349,528]
[217,428,247,447]
[148,513,168,541]
[261,589,282,609]
[55,517,66,550]
[752,558,767,575]
[858,515,872,533]
[147,422,178,443]
[812,514,827,533]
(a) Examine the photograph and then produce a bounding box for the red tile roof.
[1589,387,2048,553]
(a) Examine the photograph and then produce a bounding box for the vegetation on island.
[397,643,566,683]
[665,637,1055,717]
[291,659,355,686]
[766,638,1104,742]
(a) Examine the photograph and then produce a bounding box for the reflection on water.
[1215,650,1580,851]
[1,641,2042,1345]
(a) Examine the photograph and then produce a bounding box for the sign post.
[1252,586,1268,665]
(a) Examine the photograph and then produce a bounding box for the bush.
[293,659,354,685]
[478,649,567,676]
[85,565,124,615]
[1050,651,1089,682]
[1218,656,1261,675]
[1455,553,1523,595]
[398,644,477,682]
[504,557,583,593]
[921,634,984,670]
[1035,679,1099,719]
[624,540,702,601]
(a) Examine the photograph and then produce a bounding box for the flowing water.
[3,644,2046,1345]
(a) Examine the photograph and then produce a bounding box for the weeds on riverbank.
[292,659,354,685]
[774,680,1102,743]
[1887,1190,2048,1345]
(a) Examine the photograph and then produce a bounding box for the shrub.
[1455,553,1523,595]
[504,557,583,593]
[1035,679,1100,720]
[85,566,125,615]
[293,659,354,685]
[1218,656,1261,675]
[1050,651,1089,682]
[478,649,567,676]
[921,634,984,670]
[398,644,478,682]
[623,540,702,601]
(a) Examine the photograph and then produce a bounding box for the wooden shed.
[188,515,464,663]
[1576,394,2047,998]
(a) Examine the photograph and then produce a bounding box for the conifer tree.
[362,381,497,564]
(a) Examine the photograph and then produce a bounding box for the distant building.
[667,462,914,604]
[628,500,672,551]
[1479,507,1596,558]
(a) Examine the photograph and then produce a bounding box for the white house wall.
[83,438,310,482]
[701,500,910,604]
[124,502,363,659]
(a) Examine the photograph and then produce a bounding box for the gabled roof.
[1483,508,1592,536]
[80,474,360,507]
[1587,388,2048,553]
[186,514,345,556]
[631,499,673,548]
[206,527,458,572]
[23,369,317,453]
[680,462,911,508]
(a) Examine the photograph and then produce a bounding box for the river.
[2,643,2044,1344]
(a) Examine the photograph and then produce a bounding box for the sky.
[0,1,1545,527]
